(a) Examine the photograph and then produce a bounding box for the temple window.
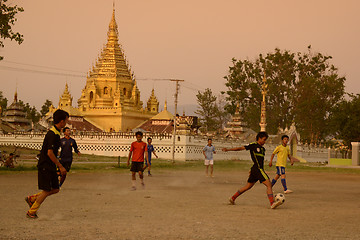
[90,91,94,103]
[104,87,108,95]
[123,88,126,96]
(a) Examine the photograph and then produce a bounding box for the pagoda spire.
[259,73,268,132]
[14,89,18,102]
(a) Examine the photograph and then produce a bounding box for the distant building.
[0,91,31,133]
[46,7,159,132]
[134,101,199,134]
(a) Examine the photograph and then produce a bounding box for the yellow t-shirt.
[273,145,290,167]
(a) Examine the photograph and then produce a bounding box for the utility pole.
[171,79,184,163]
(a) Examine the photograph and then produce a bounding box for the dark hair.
[63,127,70,133]
[53,109,69,124]
[256,131,268,140]
[281,135,289,140]
[9,153,14,156]
[135,131,143,137]
[208,138,212,141]
[147,137,152,141]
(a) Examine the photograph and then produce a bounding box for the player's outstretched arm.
[222,146,245,152]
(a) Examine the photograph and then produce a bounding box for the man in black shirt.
[222,132,283,209]
[25,109,69,219]
[58,127,80,186]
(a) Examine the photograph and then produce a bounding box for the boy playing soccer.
[269,135,294,194]
[222,132,282,209]
[144,137,158,176]
[203,138,216,177]
[58,127,81,187]
[127,131,148,190]
[25,109,69,219]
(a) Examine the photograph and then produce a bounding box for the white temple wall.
[0,134,328,162]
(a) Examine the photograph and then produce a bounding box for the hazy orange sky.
[0,0,359,113]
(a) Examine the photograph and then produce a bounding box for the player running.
[269,135,296,194]
[222,132,283,209]
[127,131,148,190]
[25,109,69,219]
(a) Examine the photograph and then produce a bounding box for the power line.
[0,65,86,78]
[2,60,85,73]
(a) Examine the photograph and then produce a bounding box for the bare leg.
[230,182,255,204]
[205,165,209,176]
[131,172,136,189]
[210,165,214,177]
[139,171,145,187]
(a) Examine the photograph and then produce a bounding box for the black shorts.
[130,162,144,172]
[38,167,59,191]
[59,160,72,172]
[247,167,269,183]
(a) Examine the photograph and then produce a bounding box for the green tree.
[224,46,345,143]
[0,0,24,60]
[329,94,360,147]
[18,100,40,123]
[0,91,7,114]
[40,99,53,117]
[196,88,221,132]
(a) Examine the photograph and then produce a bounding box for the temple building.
[134,101,199,134]
[0,91,32,133]
[224,103,256,141]
[50,7,159,132]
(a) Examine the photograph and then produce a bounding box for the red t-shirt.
[130,141,147,162]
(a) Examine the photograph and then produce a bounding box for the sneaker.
[25,196,34,208]
[284,189,293,194]
[271,200,283,209]
[141,182,145,189]
[148,173,152,177]
[131,186,136,191]
[229,197,235,205]
[26,212,38,219]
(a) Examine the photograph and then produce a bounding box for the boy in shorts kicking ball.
[269,135,295,194]
[127,131,148,190]
[25,109,69,218]
[203,138,216,177]
[222,132,283,209]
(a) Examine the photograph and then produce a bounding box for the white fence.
[0,133,329,162]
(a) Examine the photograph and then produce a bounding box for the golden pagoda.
[62,6,159,132]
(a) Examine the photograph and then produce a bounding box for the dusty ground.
[1,168,360,240]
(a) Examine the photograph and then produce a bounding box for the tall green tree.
[224,46,345,143]
[40,99,53,117]
[18,100,40,123]
[328,94,360,147]
[195,88,223,132]
[0,0,24,60]
[0,91,7,114]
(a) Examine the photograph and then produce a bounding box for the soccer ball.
[275,193,285,203]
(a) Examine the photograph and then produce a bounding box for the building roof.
[151,101,174,120]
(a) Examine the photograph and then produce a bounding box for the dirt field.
[1,169,359,240]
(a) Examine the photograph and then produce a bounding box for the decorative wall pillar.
[351,142,359,166]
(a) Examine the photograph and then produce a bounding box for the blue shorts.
[145,158,151,166]
[276,166,286,175]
